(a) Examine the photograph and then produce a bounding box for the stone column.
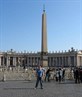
[62,57,63,67]
[65,57,68,67]
[53,57,54,66]
[50,57,51,67]
[60,57,62,67]
[20,57,22,66]
[8,57,10,66]
[66,57,68,66]
[38,57,40,65]
[54,57,56,66]
[65,57,66,67]
[0,56,1,66]
[57,58,59,67]
[29,57,31,66]
[68,56,71,67]
[59,57,60,67]
[27,57,28,66]
[48,57,50,67]
[6,57,9,67]
[81,57,82,66]
[77,56,80,67]
[26,57,27,66]
[52,57,53,66]
[74,56,77,67]
[79,56,81,66]
[33,57,35,66]
[31,57,32,66]
[32,57,34,66]
[80,56,82,66]
[31,57,33,66]
[36,57,37,66]
[3,57,4,66]
[55,57,57,67]
[13,57,16,66]
[37,57,38,65]
[29,57,30,66]
[37,57,39,65]
[48,57,50,66]
[51,57,52,66]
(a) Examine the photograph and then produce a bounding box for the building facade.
[0,48,82,68]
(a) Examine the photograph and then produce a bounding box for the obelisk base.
[41,60,48,67]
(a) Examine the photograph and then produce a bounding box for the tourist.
[45,67,51,82]
[80,67,82,83]
[41,67,46,81]
[62,68,65,81]
[74,67,80,83]
[35,65,44,89]
[55,68,59,82]
[58,68,62,82]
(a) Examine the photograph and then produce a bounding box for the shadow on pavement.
[3,87,35,90]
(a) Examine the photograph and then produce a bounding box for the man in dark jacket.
[74,67,80,83]
[45,68,51,82]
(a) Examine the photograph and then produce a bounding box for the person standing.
[62,68,65,81]
[45,68,51,82]
[74,67,80,83]
[55,68,59,82]
[80,68,82,83]
[35,65,44,89]
[58,68,62,82]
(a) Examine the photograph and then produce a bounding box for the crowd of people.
[34,65,65,89]
[34,65,82,89]
[55,68,65,82]
[74,67,82,83]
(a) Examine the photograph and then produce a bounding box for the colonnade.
[0,55,82,67]
[0,56,41,67]
[48,56,75,67]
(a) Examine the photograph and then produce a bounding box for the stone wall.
[0,67,36,81]
[0,67,74,81]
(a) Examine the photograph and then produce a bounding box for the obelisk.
[41,6,48,67]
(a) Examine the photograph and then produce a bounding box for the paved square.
[0,80,82,97]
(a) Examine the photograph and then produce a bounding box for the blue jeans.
[35,77,43,88]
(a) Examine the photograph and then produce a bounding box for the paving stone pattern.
[0,80,82,97]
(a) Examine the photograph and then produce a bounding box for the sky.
[0,0,82,52]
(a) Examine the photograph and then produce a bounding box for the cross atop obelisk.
[41,5,48,67]
[43,4,45,12]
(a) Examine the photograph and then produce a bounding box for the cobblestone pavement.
[0,80,82,97]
